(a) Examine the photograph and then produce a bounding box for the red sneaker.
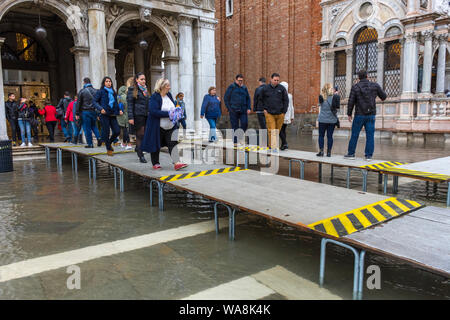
[174,163,188,171]
[153,164,161,170]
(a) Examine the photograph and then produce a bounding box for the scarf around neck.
[138,84,148,97]
[104,86,115,109]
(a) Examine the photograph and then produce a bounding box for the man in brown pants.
[258,73,289,151]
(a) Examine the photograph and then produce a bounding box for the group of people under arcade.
[5,68,386,169]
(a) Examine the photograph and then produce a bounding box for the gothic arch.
[329,0,406,45]
[0,0,88,47]
[106,11,178,57]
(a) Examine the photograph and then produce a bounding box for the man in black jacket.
[76,78,101,148]
[253,77,267,130]
[5,93,20,145]
[258,73,289,151]
[345,70,387,161]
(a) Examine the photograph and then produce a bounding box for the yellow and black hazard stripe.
[87,150,134,156]
[360,161,407,171]
[159,166,247,182]
[307,197,423,238]
[235,146,270,152]
[379,167,450,181]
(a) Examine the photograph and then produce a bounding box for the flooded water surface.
[0,134,449,300]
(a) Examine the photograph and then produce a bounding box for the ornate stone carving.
[191,0,203,7]
[161,15,179,39]
[438,33,449,43]
[421,30,434,41]
[435,0,450,16]
[420,0,428,9]
[105,4,124,28]
[199,18,216,30]
[404,32,418,42]
[377,42,385,52]
[140,7,152,23]
[209,0,215,10]
[178,15,195,26]
[345,48,353,56]
[330,6,341,24]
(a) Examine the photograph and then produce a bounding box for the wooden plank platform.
[344,206,450,277]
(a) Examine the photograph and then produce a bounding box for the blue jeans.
[70,121,82,143]
[82,111,99,146]
[180,119,187,129]
[347,115,375,157]
[229,109,248,143]
[99,115,121,151]
[318,122,335,151]
[207,118,217,141]
[18,119,32,143]
[61,119,72,139]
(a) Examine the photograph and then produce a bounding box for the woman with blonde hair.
[141,78,187,170]
[316,83,340,157]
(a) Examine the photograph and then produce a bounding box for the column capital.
[107,48,120,56]
[198,18,217,30]
[345,47,353,56]
[88,1,106,11]
[377,42,385,51]
[178,14,195,26]
[162,56,180,64]
[0,37,5,48]
[421,30,434,41]
[404,31,419,42]
[438,33,449,44]
[70,46,90,55]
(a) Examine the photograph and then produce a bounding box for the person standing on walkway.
[141,78,187,171]
[259,73,289,151]
[200,86,222,142]
[127,72,150,163]
[56,92,73,142]
[117,85,132,150]
[93,77,122,156]
[279,81,294,150]
[344,70,387,161]
[38,101,57,143]
[316,83,340,157]
[253,77,267,130]
[76,78,102,148]
[65,97,82,144]
[175,92,187,131]
[224,74,251,144]
[5,93,20,146]
[17,98,33,147]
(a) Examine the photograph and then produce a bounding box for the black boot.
[137,148,147,163]
[327,150,331,157]
[316,149,324,157]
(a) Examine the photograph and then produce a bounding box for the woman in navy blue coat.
[141,79,188,171]
[200,86,222,142]
[93,76,123,156]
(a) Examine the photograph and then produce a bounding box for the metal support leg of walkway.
[319,238,362,300]
[213,202,237,240]
[447,182,450,208]
[56,148,62,168]
[45,146,50,164]
[289,159,305,180]
[150,180,164,211]
[393,176,399,194]
[318,163,323,183]
[383,174,388,195]
[88,158,97,180]
[113,167,124,192]
[346,168,368,192]
[71,152,78,174]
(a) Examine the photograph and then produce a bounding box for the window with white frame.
[226,0,233,17]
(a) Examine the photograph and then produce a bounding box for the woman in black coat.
[93,77,123,156]
[127,72,149,163]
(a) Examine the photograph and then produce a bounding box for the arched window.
[353,27,378,83]
[383,40,401,97]
[334,51,347,98]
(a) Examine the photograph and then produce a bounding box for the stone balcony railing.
[333,96,450,133]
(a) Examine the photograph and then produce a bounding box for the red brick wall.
[215,0,322,114]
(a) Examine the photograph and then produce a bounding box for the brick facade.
[215,0,322,115]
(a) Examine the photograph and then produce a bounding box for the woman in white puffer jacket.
[279,81,294,150]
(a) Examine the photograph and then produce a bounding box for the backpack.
[355,83,376,115]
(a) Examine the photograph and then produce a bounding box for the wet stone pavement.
[0,134,449,300]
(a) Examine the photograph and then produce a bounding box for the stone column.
[326,52,335,85]
[178,15,195,131]
[320,51,327,89]
[345,48,353,98]
[88,1,108,89]
[436,34,448,94]
[376,42,385,87]
[0,37,7,141]
[150,65,164,94]
[70,46,91,93]
[407,0,417,15]
[107,49,119,88]
[421,30,434,94]
[401,32,419,95]
[162,56,179,99]
[194,18,218,134]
